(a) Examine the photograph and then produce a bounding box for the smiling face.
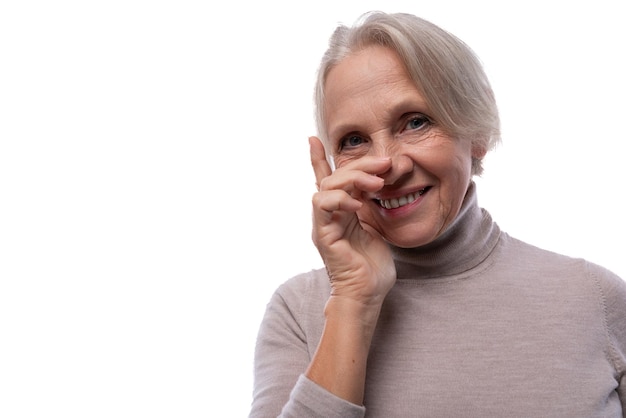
[324,45,480,248]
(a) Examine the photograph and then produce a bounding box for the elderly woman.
[250,12,626,417]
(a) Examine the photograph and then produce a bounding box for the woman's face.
[324,45,478,248]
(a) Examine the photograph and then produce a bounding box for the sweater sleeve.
[249,275,365,418]
[591,262,626,417]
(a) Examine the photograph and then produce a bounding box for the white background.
[1,0,624,416]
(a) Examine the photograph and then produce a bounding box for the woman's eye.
[340,134,365,149]
[405,115,429,131]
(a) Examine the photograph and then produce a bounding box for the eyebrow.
[327,122,361,144]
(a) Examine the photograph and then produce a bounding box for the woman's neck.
[389,182,500,280]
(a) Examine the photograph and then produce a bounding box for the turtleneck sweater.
[250,183,626,417]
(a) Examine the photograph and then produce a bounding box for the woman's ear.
[471,142,487,159]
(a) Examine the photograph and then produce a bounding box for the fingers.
[309,136,392,195]
[309,136,332,189]
[320,171,385,199]
[312,189,363,220]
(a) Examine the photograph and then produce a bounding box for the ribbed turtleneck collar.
[389,181,500,280]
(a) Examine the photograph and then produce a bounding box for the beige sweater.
[250,184,626,417]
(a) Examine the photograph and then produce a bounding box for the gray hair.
[314,12,501,175]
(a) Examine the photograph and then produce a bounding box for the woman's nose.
[369,138,413,184]
[380,154,413,185]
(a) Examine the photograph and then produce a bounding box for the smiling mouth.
[376,186,432,209]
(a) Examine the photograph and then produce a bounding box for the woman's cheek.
[333,155,352,169]
[356,205,380,229]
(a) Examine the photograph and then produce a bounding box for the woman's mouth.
[376,187,431,209]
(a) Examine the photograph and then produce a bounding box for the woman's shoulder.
[503,230,625,289]
[270,267,331,315]
[582,259,626,319]
[494,232,625,297]
[276,267,330,296]
[497,232,617,274]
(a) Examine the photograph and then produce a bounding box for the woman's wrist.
[324,294,384,340]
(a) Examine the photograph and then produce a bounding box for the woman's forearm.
[305,295,383,405]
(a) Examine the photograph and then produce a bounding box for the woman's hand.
[309,136,397,307]
[306,136,398,404]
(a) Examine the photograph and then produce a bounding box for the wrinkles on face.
[321,45,474,248]
[325,52,430,155]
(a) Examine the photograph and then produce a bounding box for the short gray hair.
[314,12,501,175]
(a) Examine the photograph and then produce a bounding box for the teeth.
[379,188,427,209]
